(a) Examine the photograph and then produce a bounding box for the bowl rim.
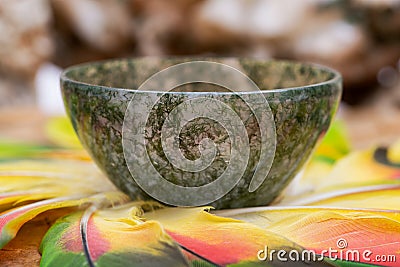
[60,57,342,95]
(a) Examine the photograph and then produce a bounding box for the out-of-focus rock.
[1,0,399,107]
[293,21,367,64]
[351,0,400,42]
[194,0,400,104]
[198,0,315,39]
[193,0,317,56]
[195,0,370,63]
[131,0,203,55]
[334,45,400,104]
[0,0,54,77]
[51,0,133,53]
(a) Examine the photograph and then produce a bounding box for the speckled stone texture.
[61,58,341,209]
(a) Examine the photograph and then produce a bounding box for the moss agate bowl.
[61,58,341,209]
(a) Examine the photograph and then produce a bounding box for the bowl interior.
[62,58,338,92]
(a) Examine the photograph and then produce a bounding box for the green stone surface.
[61,58,342,209]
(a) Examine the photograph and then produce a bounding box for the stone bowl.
[61,58,342,209]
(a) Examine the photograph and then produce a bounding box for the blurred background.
[0,0,399,148]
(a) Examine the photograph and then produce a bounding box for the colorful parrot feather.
[0,192,129,249]
[40,204,189,267]
[283,184,400,210]
[41,204,338,267]
[0,159,101,178]
[317,147,400,190]
[216,206,400,267]
[1,119,400,267]
[0,159,117,216]
[283,140,400,203]
[145,207,339,266]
